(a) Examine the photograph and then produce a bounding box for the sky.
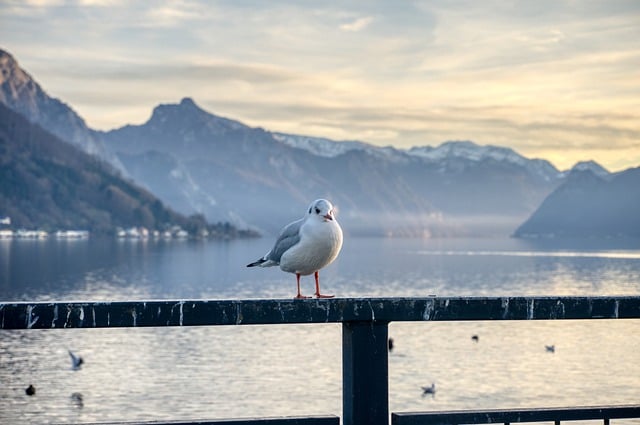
[1,0,639,172]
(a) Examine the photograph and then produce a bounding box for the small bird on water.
[421,383,436,398]
[247,199,343,299]
[68,350,84,370]
[25,384,36,396]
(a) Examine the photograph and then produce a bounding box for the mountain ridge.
[3,47,636,238]
[100,97,562,235]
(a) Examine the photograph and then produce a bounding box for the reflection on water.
[2,237,640,301]
[1,237,640,423]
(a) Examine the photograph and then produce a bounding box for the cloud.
[1,0,639,171]
[340,16,373,32]
[142,0,206,28]
[47,61,299,84]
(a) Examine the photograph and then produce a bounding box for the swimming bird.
[25,384,36,396]
[471,334,479,342]
[545,345,555,353]
[421,383,436,397]
[68,350,84,370]
[247,199,343,299]
[71,392,84,408]
[388,337,394,352]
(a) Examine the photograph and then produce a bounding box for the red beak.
[323,214,333,221]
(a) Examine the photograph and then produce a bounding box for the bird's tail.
[246,258,267,267]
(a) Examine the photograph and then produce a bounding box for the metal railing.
[2,296,639,425]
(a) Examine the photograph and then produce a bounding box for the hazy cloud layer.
[1,0,639,170]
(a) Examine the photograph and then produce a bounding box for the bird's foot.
[314,293,335,299]
[294,294,312,299]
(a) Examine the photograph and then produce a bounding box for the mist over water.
[1,236,639,424]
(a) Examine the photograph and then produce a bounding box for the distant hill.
[513,168,640,238]
[0,103,248,237]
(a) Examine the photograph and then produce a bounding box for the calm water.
[1,236,640,423]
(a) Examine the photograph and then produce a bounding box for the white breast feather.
[279,218,343,275]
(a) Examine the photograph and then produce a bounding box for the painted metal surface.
[392,404,640,425]
[342,321,389,425]
[70,416,340,425]
[1,296,638,330]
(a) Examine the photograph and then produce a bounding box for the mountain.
[407,141,559,182]
[0,48,121,167]
[100,98,440,235]
[566,160,610,179]
[1,48,569,237]
[0,102,246,237]
[513,167,640,238]
[100,98,562,236]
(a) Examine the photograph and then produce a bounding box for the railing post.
[342,320,389,425]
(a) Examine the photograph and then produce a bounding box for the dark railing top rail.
[392,405,640,425]
[71,416,340,425]
[2,296,639,329]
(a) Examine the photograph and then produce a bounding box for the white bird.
[68,350,84,370]
[247,199,343,299]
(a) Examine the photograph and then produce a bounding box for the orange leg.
[295,273,311,299]
[314,271,334,298]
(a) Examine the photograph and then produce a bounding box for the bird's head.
[307,199,336,222]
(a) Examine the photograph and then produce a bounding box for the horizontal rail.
[72,416,340,425]
[1,296,639,329]
[392,405,640,425]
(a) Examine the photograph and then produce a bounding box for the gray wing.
[266,218,303,263]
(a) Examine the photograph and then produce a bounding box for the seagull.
[421,383,436,398]
[68,350,84,370]
[247,199,343,299]
[545,345,555,353]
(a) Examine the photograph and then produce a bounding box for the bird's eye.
[315,207,321,214]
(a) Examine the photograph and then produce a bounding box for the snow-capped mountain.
[276,136,560,182]
[273,133,410,163]
[567,160,610,179]
[407,141,560,181]
[273,133,370,157]
[408,140,518,162]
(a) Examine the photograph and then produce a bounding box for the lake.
[1,236,640,424]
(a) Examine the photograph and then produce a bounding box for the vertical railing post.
[342,320,389,425]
